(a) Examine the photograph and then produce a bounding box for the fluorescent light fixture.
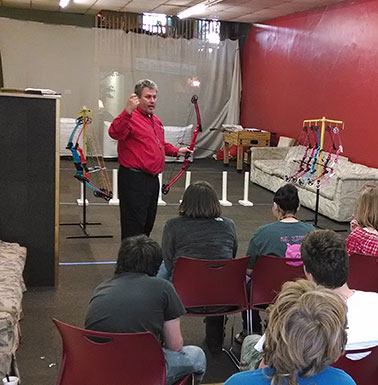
[59,0,70,8]
[177,0,223,19]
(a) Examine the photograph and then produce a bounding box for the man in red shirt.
[109,79,189,239]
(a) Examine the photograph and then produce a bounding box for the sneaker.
[234,330,248,345]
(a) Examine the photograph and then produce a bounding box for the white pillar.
[238,172,253,206]
[219,171,232,206]
[77,183,89,206]
[109,168,120,206]
[179,171,191,203]
[158,173,167,206]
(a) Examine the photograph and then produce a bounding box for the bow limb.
[162,95,202,195]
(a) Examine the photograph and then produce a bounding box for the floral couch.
[0,241,26,379]
[250,146,378,222]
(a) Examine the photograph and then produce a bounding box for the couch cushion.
[254,159,283,176]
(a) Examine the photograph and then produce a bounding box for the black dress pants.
[118,166,159,240]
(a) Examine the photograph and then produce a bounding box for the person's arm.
[246,236,259,276]
[230,219,238,259]
[163,318,183,352]
[108,94,139,140]
[161,221,176,277]
[345,232,359,256]
[164,143,192,158]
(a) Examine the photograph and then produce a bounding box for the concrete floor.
[16,158,349,384]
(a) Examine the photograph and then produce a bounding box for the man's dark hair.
[115,235,162,276]
[178,180,222,218]
[134,79,158,97]
[274,183,300,214]
[301,230,349,289]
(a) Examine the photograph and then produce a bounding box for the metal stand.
[308,188,347,232]
[60,181,113,239]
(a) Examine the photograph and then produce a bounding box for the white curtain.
[0,17,241,157]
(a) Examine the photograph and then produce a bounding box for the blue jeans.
[157,262,170,280]
[163,345,207,385]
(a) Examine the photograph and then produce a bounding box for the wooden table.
[223,130,271,172]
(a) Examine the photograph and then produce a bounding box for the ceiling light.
[59,0,70,8]
[177,0,223,19]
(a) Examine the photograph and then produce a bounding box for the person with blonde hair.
[346,186,378,256]
[225,279,355,385]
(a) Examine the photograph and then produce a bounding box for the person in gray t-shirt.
[85,235,206,385]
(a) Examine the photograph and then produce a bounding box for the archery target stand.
[61,180,114,239]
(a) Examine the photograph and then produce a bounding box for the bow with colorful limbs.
[287,117,344,188]
[286,125,319,183]
[314,123,344,187]
[161,95,202,195]
[66,107,113,201]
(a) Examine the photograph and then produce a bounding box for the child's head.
[356,186,378,231]
[263,279,347,385]
[272,184,300,218]
[179,181,221,219]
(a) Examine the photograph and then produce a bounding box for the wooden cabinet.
[223,130,270,171]
[0,92,60,286]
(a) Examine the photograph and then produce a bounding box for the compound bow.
[66,107,113,201]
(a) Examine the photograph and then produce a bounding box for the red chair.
[172,256,249,315]
[172,256,249,368]
[348,253,378,292]
[332,345,378,385]
[249,254,306,309]
[53,318,192,385]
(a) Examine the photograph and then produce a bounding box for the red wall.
[241,0,378,168]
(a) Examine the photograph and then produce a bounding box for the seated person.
[85,235,206,385]
[237,183,314,342]
[346,186,378,256]
[246,183,314,274]
[225,279,355,385]
[242,230,378,370]
[158,180,238,353]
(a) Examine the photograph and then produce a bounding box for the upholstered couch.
[0,241,26,379]
[250,146,378,222]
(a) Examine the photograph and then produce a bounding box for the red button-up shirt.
[109,108,178,175]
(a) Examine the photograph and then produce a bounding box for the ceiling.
[0,0,346,23]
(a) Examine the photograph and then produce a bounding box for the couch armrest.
[337,162,378,181]
[250,147,291,181]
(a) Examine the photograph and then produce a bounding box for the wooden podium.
[223,130,271,172]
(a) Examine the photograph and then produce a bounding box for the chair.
[249,255,306,309]
[172,256,249,315]
[53,319,192,385]
[348,253,378,292]
[332,345,378,385]
[172,256,250,368]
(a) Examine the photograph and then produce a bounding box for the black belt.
[123,166,158,177]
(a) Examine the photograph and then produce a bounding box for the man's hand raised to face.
[125,93,140,115]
